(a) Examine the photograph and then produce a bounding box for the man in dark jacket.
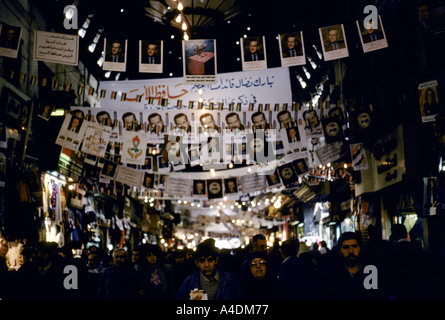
[177,239,244,300]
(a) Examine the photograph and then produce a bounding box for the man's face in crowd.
[340,239,361,267]
[196,255,218,278]
[253,239,267,252]
[113,250,126,267]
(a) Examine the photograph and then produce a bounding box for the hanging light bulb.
[182,21,187,30]
[176,14,182,23]
[178,2,183,10]
[183,32,189,41]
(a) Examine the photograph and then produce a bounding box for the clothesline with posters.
[53,97,368,201]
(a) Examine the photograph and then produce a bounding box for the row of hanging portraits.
[0,17,388,82]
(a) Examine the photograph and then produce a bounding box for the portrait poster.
[80,121,112,158]
[142,172,155,189]
[56,148,85,182]
[192,179,207,197]
[55,114,87,151]
[418,80,439,123]
[121,130,148,165]
[321,116,344,144]
[207,179,224,199]
[114,165,143,187]
[103,38,127,72]
[350,143,369,171]
[182,39,217,84]
[277,163,298,186]
[357,16,388,53]
[37,101,54,121]
[33,30,79,65]
[300,108,324,138]
[0,24,22,58]
[157,155,171,173]
[188,146,201,167]
[241,36,267,71]
[319,24,349,61]
[265,171,282,188]
[278,31,306,67]
[165,177,191,197]
[139,40,163,73]
[281,124,308,156]
[240,173,265,194]
[224,177,239,195]
[315,141,348,165]
[293,158,310,176]
[100,160,117,183]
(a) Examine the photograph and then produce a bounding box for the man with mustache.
[319,232,385,299]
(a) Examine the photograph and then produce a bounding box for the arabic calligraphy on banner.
[99,67,292,109]
[33,30,79,66]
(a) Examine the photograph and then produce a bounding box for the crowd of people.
[0,224,443,300]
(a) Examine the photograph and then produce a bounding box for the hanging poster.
[319,24,349,61]
[300,107,324,138]
[279,31,306,67]
[265,170,282,188]
[165,176,191,197]
[321,116,344,144]
[33,30,79,65]
[356,16,388,53]
[80,122,112,158]
[240,173,266,193]
[315,141,348,165]
[241,36,267,71]
[183,39,217,84]
[57,148,85,182]
[0,24,22,58]
[207,179,224,199]
[55,114,87,151]
[418,80,440,123]
[293,158,310,176]
[139,40,163,73]
[114,165,143,187]
[37,101,54,121]
[99,66,292,109]
[121,130,148,165]
[277,163,298,186]
[193,180,207,196]
[350,143,369,171]
[103,38,127,72]
[224,177,239,195]
[142,172,155,189]
[101,160,117,180]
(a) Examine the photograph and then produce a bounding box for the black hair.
[338,232,362,248]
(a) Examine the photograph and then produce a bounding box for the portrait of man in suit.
[244,38,265,62]
[141,41,160,64]
[67,116,82,133]
[277,110,294,128]
[148,113,165,133]
[193,180,206,195]
[105,39,125,63]
[224,178,238,194]
[225,112,245,130]
[0,24,20,50]
[361,20,385,43]
[287,126,300,143]
[324,27,345,52]
[281,33,303,58]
